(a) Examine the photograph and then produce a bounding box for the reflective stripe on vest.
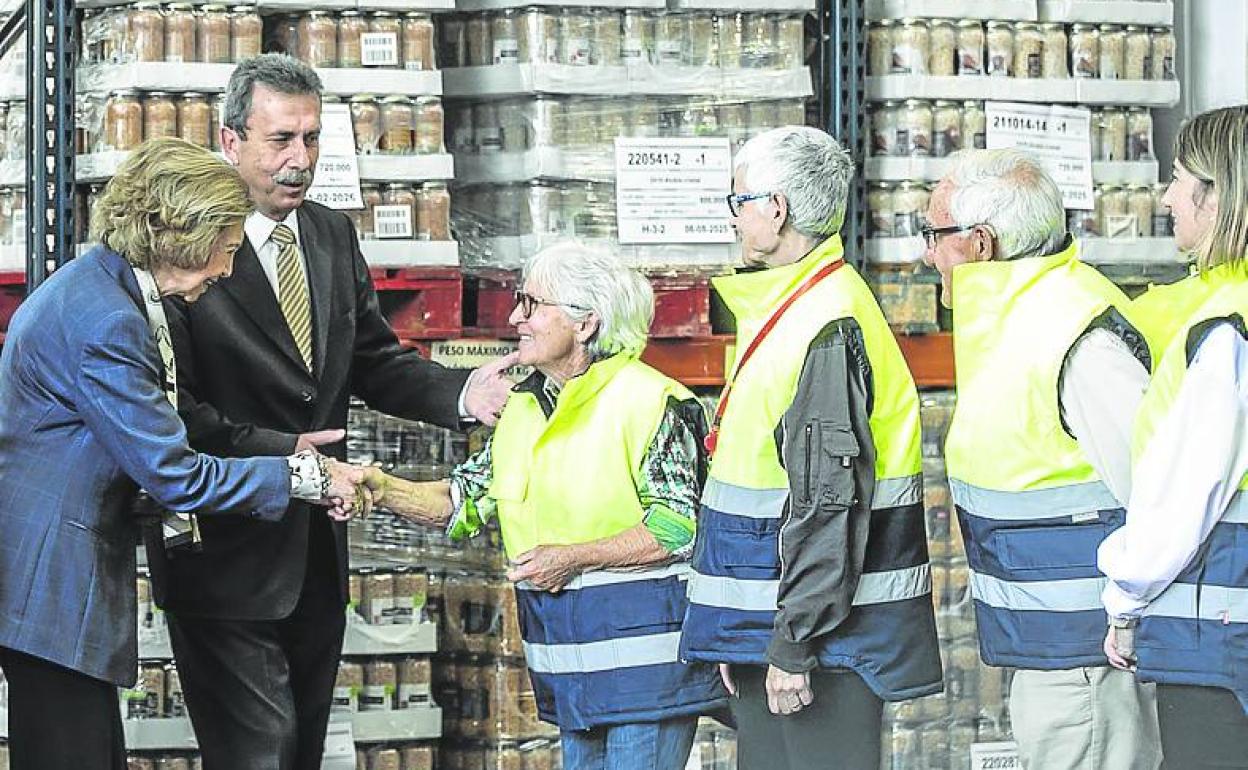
[702,475,922,520]
[945,244,1149,669]
[490,355,725,728]
[1130,275,1248,713]
[687,563,932,611]
[681,237,941,701]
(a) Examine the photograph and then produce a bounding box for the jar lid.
[1040,22,1064,30]
[929,18,954,26]
[899,17,927,25]
[402,11,431,18]
[962,100,981,107]
[955,19,981,27]
[370,10,395,16]
[166,3,195,10]
[1070,23,1098,31]
[414,96,441,105]
[1098,23,1123,31]
[424,181,448,189]
[349,93,378,102]
[1125,24,1147,32]
[147,90,170,97]
[380,95,413,103]
[307,9,331,17]
[182,91,205,99]
[933,99,955,107]
[339,9,361,16]
[1014,21,1038,30]
[383,182,410,190]
[133,1,162,9]
[1151,26,1172,33]
[874,19,894,26]
[903,98,928,107]
[201,3,227,11]
[109,88,141,97]
[986,20,1013,28]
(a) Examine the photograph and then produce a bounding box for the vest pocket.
[993,522,1106,574]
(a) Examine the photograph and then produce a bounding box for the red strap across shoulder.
[704,258,846,455]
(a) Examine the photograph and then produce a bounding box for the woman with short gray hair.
[363,241,727,770]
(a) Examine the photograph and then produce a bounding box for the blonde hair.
[1173,105,1248,271]
[90,137,251,270]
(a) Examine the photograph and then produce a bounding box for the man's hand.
[1104,625,1136,671]
[295,428,345,453]
[506,545,580,592]
[464,352,521,426]
[765,665,814,716]
[719,664,737,697]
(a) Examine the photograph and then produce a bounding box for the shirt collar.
[245,209,300,251]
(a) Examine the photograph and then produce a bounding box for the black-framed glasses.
[920,223,976,249]
[726,191,772,217]
[513,290,591,320]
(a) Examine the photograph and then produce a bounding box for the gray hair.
[223,54,323,138]
[733,126,854,238]
[523,241,654,359]
[945,149,1067,260]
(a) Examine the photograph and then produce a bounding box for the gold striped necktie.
[270,223,313,370]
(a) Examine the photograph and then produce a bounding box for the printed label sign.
[361,32,399,67]
[986,101,1094,210]
[373,204,413,239]
[305,103,362,210]
[615,137,734,244]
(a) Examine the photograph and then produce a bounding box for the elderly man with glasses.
[680,125,943,770]
[924,148,1163,770]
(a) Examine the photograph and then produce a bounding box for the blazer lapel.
[297,206,335,378]
[220,238,308,372]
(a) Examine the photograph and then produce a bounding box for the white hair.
[733,126,855,238]
[944,149,1067,260]
[523,241,654,359]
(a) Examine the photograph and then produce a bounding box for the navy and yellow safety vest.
[945,241,1152,668]
[1130,266,1248,713]
[489,352,725,730]
[679,236,943,701]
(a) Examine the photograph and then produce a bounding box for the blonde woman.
[0,138,365,770]
[1098,105,1248,769]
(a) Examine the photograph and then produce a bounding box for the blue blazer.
[0,246,291,686]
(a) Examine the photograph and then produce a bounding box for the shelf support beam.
[26,0,76,293]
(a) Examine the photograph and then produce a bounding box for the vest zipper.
[803,423,813,505]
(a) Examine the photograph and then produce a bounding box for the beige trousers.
[1009,666,1161,770]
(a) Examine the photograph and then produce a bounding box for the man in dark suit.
[147,54,515,770]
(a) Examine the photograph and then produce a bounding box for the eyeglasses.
[920,223,976,249]
[513,290,591,320]
[726,191,773,217]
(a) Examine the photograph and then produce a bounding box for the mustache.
[273,169,313,186]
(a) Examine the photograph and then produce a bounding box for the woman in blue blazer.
[0,138,366,770]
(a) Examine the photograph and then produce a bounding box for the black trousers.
[730,666,883,770]
[0,647,126,770]
[167,516,346,770]
[1157,683,1248,769]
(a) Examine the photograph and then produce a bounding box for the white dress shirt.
[1060,328,1151,507]
[1098,323,1248,619]
[244,209,310,300]
[245,209,476,419]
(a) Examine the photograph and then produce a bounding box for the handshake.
[317,458,454,528]
[293,429,455,526]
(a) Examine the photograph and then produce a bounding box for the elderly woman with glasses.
[360,241,726,770]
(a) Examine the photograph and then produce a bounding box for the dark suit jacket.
[0,247,290,685]
[146,201,470,620]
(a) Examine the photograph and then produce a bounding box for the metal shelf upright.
[818,0,867,265]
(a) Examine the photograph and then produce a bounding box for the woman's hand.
[360,466,390,506]
[506,545,581,593]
